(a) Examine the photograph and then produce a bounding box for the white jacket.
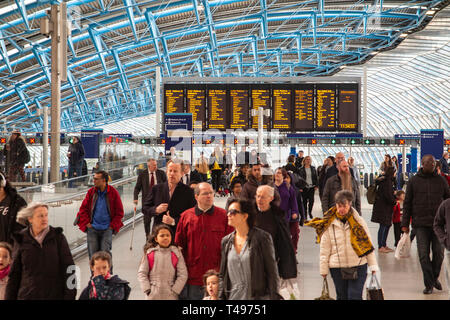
[319,208,379,276]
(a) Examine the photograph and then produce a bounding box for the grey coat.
[434,199,450,250]
[321,174,361,214]
[137,245,188,300]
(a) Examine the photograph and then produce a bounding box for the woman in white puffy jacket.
[307,190,379,300]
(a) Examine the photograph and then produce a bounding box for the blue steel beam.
[14,0,30,30]
[201,0,219,74]
[32,47,51,83]
[88,26,109,75]
[0,30,12,73]
[260,0,268,50]
[123,0,139,42]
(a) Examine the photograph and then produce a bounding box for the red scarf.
[0,265,10,280]
[89,272,111,299]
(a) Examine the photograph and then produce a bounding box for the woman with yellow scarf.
[306,190,379,300]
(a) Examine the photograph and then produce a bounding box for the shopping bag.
[315,277,335,300]
[366,273,384,300]
[394,233,411,259]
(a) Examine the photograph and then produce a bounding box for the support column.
[43,106,49,184]
[155,67,161,137]
[258,107,263,154]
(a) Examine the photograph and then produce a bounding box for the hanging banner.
[164,113,193,164]
[420,129,444,161]
[81,129,103,159]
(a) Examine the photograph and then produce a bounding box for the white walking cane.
[129,205,137,250]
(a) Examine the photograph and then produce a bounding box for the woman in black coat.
[5,203,76,300]
[0,171,27,245]
[219,199,281,300]
[370,166,397,253]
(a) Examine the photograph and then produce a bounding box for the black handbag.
[333,225,361,280]
[366,274,384,300]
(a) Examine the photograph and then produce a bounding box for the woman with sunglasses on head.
[219,199,281,300]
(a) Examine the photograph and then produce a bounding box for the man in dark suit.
[182,161,202,185]
[143,159,196,236]
[134,158,167,237]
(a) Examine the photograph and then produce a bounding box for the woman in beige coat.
[306,190,379,300]
[137,224,188,300]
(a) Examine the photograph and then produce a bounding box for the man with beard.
[321,160,361,215]
[402,155,450,294]
[240,163,280,206]
[323,152,354,187]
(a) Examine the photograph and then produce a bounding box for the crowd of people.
[0,145,449,301]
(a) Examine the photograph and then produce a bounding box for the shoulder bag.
[333,224,361,280]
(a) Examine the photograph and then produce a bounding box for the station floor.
[74,193,449,300]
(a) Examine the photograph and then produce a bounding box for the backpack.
[366,183,377,204]
[147,250,178,272]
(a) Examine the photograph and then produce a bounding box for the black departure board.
[251,88,270,129]
[272,87,292,130]
[163,82,360,132]
[207,89,227,130]
[187,88,206,130]
[316,84,337,131]
[229,88,249,130]
[294,85,314,131]
[338,84,359,131]
[164,86,184,114]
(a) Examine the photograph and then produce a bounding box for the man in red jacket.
[175,182,233,300]
[75,171,124,262]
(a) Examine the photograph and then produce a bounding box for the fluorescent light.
[399,33,408,38]
[426,10,436,15]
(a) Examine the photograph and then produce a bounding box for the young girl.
[137,224,188,300]
[79,251,131,300]
[202,269,220,300]
[393,190,406,247]
[0,242,12,300]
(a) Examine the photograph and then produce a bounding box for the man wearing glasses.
[175,182,234,300]
[75,170,124,263]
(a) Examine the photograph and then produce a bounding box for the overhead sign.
[287,133,363,138]
[420,129,444,161]
[164,113,192,164]
[81,129,103,159]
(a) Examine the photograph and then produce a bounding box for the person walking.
[5,203,76,300]
[321,160,361,215]
[194,152,209,182]
[175,182,233,300]
[219,198,281,300]
[240,163,280,206]
[439,152,449,175]
[75,170,124,261]
[433,198,450,299]
[401,155,450,294]
[298,156,318,219]
[318,156,334,200]
[209,149,224,193]
[3,130,29,182]
[307,190,379,300]
[143,159,196,235]
[134,158,167,238]
[0,171,27,245]
[67,136,85,188]
[370,166,397,253]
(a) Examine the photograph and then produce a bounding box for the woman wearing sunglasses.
[219,199,281,300]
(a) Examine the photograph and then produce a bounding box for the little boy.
[393,190,405,247]
[79,251,131,300]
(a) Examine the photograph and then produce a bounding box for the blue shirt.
[92,189,111,230]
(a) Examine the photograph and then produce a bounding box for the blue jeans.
[330,264,368,300]
[377,224,390,248]
[87,227,113,261]
[68,161,83,187]
[179,284,204,300]
[415,227,444,289]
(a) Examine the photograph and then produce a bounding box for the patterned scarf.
[0,265,10,280]
[305,206,374,258]
[89,272,111,299]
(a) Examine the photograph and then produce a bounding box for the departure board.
[251,88,270,129]
[229,88,249,130]
[316,84,337,131]
[338,84,359,131]
[164,86,184,114]
[272,88,292,130]
[294,85,314,131]
[187,88,206,130]
[207,89,227,130]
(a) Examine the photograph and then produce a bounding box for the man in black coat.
[143,159,196,236]
[255,185,297,280]
[134,158,167,237]
[401,155,450,294]
[324,152,354,186]
[3,131,28,182]
[181,161,202,185]
[68,137,85,187]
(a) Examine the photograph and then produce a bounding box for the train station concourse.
[0,0,449,304]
